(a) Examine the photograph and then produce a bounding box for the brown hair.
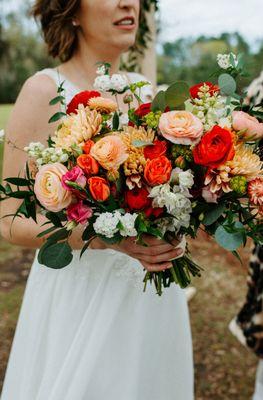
[31,0,81,62]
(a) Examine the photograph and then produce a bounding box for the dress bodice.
[35,68,153,106]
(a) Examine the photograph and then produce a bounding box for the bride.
[0,1,194,399]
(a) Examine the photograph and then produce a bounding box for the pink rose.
[232,111,263,140]
[66,201,93,224]
[34,163,72,212]
[159,111,203,145]
[62,166,87,190]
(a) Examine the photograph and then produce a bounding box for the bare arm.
[0,74,87,249]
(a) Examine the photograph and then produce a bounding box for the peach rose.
[232,111,263,140]
[88,177,110,202]
[88,97,118,114]
[90,135,128,171]
[34,163,72,212]
[159,111,203,145]
[144,156,172,186]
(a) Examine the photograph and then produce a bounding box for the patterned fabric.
[230,72,263,358]
[236,245,263,358]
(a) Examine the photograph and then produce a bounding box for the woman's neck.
[60,37,122,91]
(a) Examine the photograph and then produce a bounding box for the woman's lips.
[113,17,136,31]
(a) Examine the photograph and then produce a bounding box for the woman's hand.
[106,234,185,272]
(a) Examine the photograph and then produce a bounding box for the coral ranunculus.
[34,163,72,212]
[88,177,110,201]
[232,111,263,140]
[159,111,203,145]
[144,139,167,160]
[77,154,99,176]
[66,200,93,224]
[144,156,172,186]
[67,91,101,114]
[190,82,219,99]
[193,125,235,169]
[90,135,128,171]
[125,187,151,210]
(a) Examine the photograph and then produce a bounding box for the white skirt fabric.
[1,248,194,400]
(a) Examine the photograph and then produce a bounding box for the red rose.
[144,156,172,186]
[144,140,167,160]
[144,207,163,218]
[134,102,152,118]
[125,187,151,210]
[193,125,235,169]
[67,91,101,114]
[190,82,219,99]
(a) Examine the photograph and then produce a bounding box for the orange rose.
[88,177,110,201]
[77,154,99,176]
[83,139,95,154]
[144,156,172,186]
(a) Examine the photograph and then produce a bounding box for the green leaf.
[82,223,96,241]
[8,190,33,199]
[37,226,59,238]
[203,203,226,226]
[48,112,66,124]
[5,177,30,186]
[132,139,153,148]
[165,81,189,109]
[218,73,237,96]
[46,211,63,227]
[112,111,119,130]
[49,95,65,106]
[215,221,244,251]
[38,242,73,269]
[46,228,70,243]
[151,90,166,112]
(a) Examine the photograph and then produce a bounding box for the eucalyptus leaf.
[132,139,153,148]
[218,73,236,96]
[151,90,166,112]
[215,221,244,251]
[38,242,73,269]
[165,81,189,109]
[203,203,226,226]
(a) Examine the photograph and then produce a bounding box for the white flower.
[217,53,237,70]
[94,75,112,92]
[119,113,129,128]
[0,129,5,142]
[119,213,138,237]
[96,65,107,76]
[110,74,128,92]
[218,116,232,129]
[94,211,121,238]
[59,153,69,163]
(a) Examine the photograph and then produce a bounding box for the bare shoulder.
[6,73,61,145]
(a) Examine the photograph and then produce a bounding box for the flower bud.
[230,176,247,195]
[123,94,133,104]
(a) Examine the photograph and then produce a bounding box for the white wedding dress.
[1,69,194,400]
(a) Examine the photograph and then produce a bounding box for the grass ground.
[0,105,258,398]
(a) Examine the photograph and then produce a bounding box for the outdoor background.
[0,0,262,398]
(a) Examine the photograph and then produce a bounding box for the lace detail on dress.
[111,252,145,288]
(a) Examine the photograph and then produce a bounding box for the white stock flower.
[119,113,129,128]
[96,65,107,76]
[93,211,121,238]
[110,74,128,92]
[94,75,112,92]
[119,213,138,237]
[217,53,237,70]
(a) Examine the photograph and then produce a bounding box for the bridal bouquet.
[1,54,262,295]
